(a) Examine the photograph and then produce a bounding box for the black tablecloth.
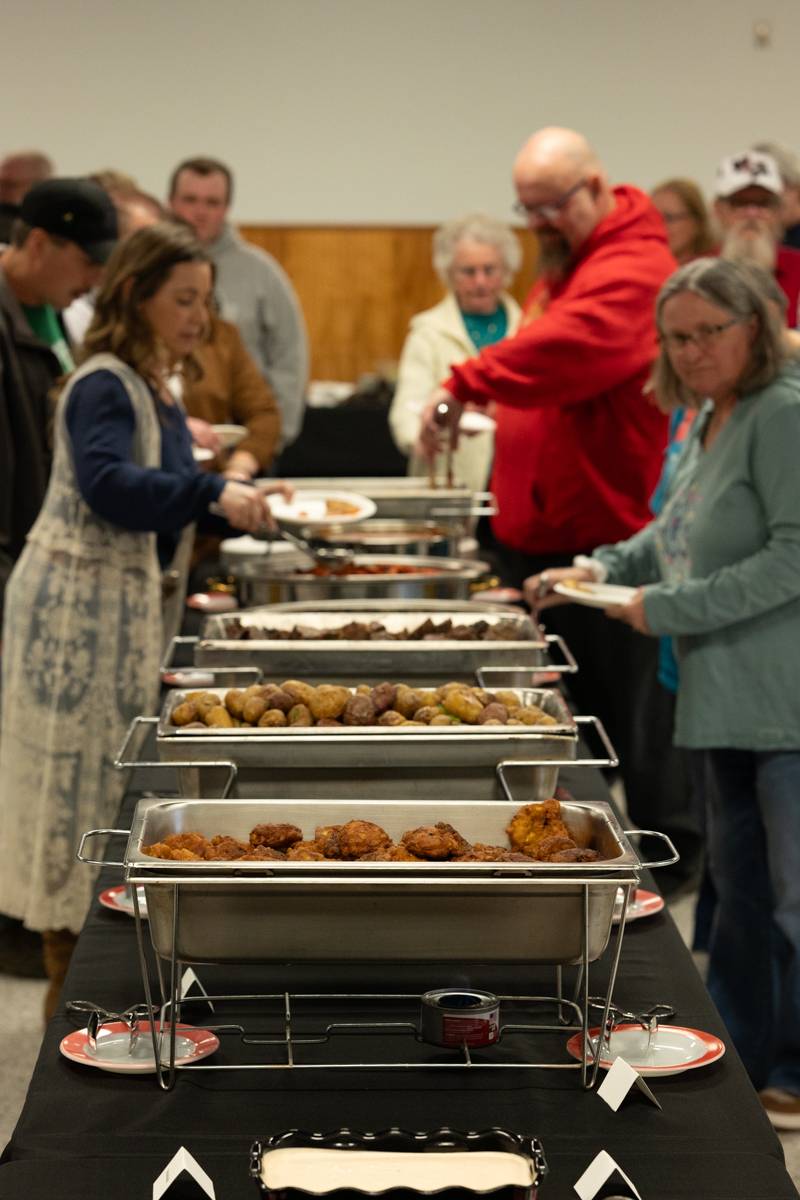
[1,767,797,1200]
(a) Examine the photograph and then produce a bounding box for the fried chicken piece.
[163,831,209,855]
[250,823,303,851]
[338,819,392,859]
[534,833,578,861]
[286,841,326,860]
[170,847,205,861]
[314,825,343,857]
[359,843,423,862]
[401,822,469,860]
[453,842,507,862]
[142,841,203,860]
[238,845,286,861]
[506,799,572,858]
[547,846,602,863]
[204,834,251,860]
[501,850,538,863]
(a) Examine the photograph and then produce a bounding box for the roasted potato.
[288,703,313,726]
[205,705,235,727]
[242,696,268,725]
[342,694,376,725]
[224,689,246,718]
[257,708,288,727]
[309,684,351,721]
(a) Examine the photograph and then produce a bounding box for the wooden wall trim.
[239,224,539,383]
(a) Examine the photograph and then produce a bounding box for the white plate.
[212,423,248,450]
[267,490,377,526]
[60,1021,219,1074]
[566,1023,725,1075]
[192,446,215,463]
[186,592,239,613]
[553,580,637,609]
[98,885,148,919]
[459,411,496,434]
[612,887,665,924]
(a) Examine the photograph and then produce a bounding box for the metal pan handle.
[114,714,239,798]
[76,828,128,868]
[475,637,578,689]
[622,828,680,869]
[160,635,262,684]
[495,716,618,801]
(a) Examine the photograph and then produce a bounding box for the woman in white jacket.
[389,214,522,493]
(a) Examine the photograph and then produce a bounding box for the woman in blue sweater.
[527,258,800,1128]
[0,222,287,1016]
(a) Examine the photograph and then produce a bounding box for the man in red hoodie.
[420,127,676,834]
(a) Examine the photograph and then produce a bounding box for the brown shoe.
[0,920,46,979]
[760,1087,800,1131]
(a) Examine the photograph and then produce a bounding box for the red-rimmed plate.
[186,592,239,614]
[566,1023,725,1076]
[60,1021,219,1074]
[612,888,665,924]
[98,885,148,919]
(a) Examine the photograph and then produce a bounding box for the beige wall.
[2,0,799,222]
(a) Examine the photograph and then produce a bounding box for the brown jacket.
[185,316,281,470]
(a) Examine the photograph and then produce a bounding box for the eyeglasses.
[659,319,742,353]
[513,178,587,222]
[659,211,692,224]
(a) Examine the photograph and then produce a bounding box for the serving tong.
[588,998,676,1054]
[428,400,456,489]
[66,999,159,1056]
[208,501,355,570]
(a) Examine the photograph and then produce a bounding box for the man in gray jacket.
[168,156,308,449]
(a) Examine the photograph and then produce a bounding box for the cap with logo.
[20,177,118,263]
[715,151,783,199]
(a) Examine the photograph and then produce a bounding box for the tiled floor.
[1,908,799,1188]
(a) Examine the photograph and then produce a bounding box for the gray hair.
[432,213,522,288]
[651,257,788,409]
[752,141,800,188]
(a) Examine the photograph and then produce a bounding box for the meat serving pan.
[165,606,577,680]
[81,797,646,965]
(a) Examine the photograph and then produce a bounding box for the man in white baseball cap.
[714,149,800,323]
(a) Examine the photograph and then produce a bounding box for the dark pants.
[702,748,800,1092]
[493,544,703,889]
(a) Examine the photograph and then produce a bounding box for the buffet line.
[67,479,693,1195]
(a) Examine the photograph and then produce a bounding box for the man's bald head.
[0,151,54,206]
[512,126,614,273]
[513,127,601,191]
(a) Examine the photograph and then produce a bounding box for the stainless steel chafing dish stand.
[160,608,577,685]
[78,796,677,1091]
[135,686,596,802]
[116,699,614,804]
[236,555,493,607]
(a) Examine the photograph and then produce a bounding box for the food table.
[1,764,797,1200]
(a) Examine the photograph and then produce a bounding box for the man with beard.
[417,127,676,862]
[714,151,800,325]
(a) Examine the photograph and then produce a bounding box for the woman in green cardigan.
[526,257,800,1131]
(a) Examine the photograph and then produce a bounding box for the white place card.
[597,1055,662,1111]
[574,1149,641,1199]
[153,1146,215,1199]
[180,967,215,1011]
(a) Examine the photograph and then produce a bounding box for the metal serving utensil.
[588,998,676,1054]
[275,524,355,570]
[66,999,159,1055]
[428,400,456,489]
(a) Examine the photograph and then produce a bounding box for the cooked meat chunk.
[204,835,250,860]
[314,825,343,858]
[506,799,572,858]
[547,846,601,863]
[250,823,303,851]
[286,841,326,860]
[338,819,392,859]
[401,822,469,860]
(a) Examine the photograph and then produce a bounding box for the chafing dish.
[83,797,646,965]
[236,555,492,606]
[165,606,576,682]
[296,519,459,557]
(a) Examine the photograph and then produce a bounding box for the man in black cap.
[0,177,117,976]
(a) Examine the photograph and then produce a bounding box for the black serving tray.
[250,1127,547,1199]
